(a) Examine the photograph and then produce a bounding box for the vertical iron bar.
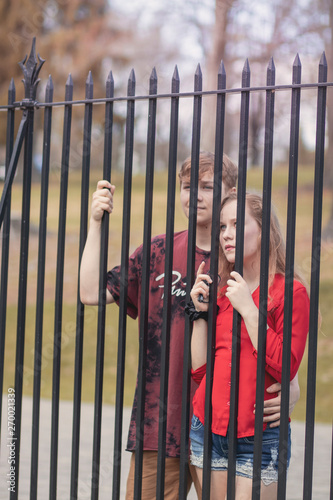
[179,63,202,500]
[30,76,54,500]
[0,79,15,438]
[108,69,135,500]
[49,74,73,500]
[252,57,275,500]
[303,52,327,500]
[10,103,35,500]
[227,59,250,500]
[277,54,302,500]
[156,66,180,500]
[94,70,114,497]
[134,67,158,500]
[202,60,226,500]
[89,70,116,500]
[70,71,94,500]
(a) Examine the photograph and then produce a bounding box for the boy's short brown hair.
[178,151,238,192]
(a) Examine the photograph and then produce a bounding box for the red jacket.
[191,274,310,437]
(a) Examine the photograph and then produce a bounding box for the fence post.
[179,63,202,500]
[9,37,45,500]
[50,73,74,500]
[303,51,328,500]
[30,74,53,500]
[227,58,251,500]
[252,57,276,498]
[202,60,226,500]
[156,65,180,500]
[277,53,302,500]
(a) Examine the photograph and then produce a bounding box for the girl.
[188,192,310,499]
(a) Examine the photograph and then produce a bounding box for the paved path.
[0,397,331,499]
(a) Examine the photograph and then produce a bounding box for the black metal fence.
[0,38,332,500]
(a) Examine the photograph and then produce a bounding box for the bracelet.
[185,299,209,322]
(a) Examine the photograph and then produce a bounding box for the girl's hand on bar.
[225,271,256,317]
[190,261,211,312]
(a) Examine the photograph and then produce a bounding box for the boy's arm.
[80,180,115,305]
[258,372,300,427]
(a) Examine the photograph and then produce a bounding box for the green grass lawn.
[2,163,333,423]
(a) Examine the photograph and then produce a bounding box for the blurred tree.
[0,0,179,171]
[1,0,332,184]
[0,0,48,104]
[201,0,330,161]
[201,0,234,151]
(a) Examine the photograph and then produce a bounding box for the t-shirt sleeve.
[107,245,142,320]
[259,284,310,382]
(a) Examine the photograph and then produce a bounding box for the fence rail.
[0,38,332,500]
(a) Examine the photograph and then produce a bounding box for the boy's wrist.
[90,216,102,227]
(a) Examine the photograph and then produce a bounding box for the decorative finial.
[19,37,45,101]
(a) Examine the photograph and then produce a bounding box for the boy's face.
[180,171,229,226]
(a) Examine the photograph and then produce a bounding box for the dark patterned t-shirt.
[107,230,210,457]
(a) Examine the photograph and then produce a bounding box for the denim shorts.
[189,414,291,486]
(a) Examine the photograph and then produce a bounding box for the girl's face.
[220,200,261,266]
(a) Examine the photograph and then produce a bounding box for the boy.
[80,152,298,499]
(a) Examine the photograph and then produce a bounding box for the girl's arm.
[226,271,309,382]
[190,261,211,371]
[191,319,209,371]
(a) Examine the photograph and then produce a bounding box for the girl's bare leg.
[209,470,228,500]
[194,468,228,500]
[235,476,277,500]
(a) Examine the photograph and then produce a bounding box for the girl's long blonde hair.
[218,192,306,291]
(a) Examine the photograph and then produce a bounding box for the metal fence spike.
[66,74,73,87]
[218,60,226,77]
[86,72,93,99]
[129,68,136,83]
[267,58,275,85]
[45,76,54,102]
[171,66,180,93]
[106,71,114,96]
[319,51,327,68]
[218,60,226,89]
[9,78,15,93]
[243,58,250,75]
[172,65,180,83]
[18,37,45,101]
[267,56,275,72]
[150,67,158,82]
[106,70,114,84]
[292,54,302,84]
[86,71,93,85]
[195,63,202,77]
[293,53,302,67]
[46,75,54,91]
[242,59,250,86]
